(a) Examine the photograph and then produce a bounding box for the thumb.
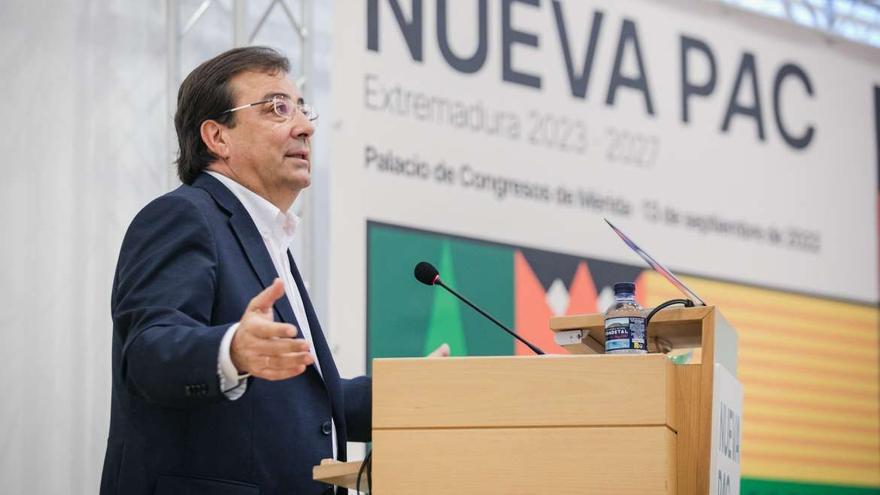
[248,278,285,313]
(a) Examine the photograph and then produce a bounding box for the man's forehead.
[229,70,302,102]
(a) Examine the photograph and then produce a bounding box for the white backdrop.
[0,0,339,493]
[0,2,166,492]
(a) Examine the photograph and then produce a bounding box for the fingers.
[231,324,313,379]
[247,335,311,356]
[248,320,298,339]
[246,278,285,314]
[230,319,303,374]
[253,352,315,381]
[260,352,315,371]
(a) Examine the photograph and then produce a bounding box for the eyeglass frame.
[212,95,318,122]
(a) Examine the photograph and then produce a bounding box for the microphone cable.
[645,298,695,327]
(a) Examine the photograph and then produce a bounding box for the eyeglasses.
[216,95,318,121]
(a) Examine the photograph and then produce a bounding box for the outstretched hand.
[231,278,314,380]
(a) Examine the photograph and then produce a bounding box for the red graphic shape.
[514,254,599,355]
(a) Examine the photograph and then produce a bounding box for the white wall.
[0,1,167,492]
[0,0,337,493]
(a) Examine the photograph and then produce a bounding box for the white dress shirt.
[206,170,337,457]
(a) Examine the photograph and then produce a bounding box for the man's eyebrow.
[262,92,305,104]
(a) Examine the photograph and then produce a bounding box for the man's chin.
[285,174,311,191]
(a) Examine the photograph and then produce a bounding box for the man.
[101,46,376,495]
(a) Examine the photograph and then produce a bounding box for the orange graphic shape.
[566,261,598,315]
[514,253,599,355]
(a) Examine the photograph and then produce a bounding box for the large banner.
[331,0,879,305]
[329,0,880,492]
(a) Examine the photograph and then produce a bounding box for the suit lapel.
[287,251,347,460]
[287,252,339,383]
[193,173,297,326]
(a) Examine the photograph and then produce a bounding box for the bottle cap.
[613,282,635,294]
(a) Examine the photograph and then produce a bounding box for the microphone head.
[414,261,440,286]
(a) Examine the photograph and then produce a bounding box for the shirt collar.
[205,171,300,248]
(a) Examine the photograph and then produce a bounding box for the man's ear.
[200,119,229,159]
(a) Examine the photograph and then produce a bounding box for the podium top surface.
[550,305,714,331]
[548,306,737,375]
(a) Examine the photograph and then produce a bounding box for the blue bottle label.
[604,316,647,353]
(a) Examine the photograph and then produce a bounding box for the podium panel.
[374,426,676,494]
[374,354,676,429]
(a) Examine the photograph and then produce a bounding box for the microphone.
[414,261,545,355]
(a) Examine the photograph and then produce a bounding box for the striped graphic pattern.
[638,271,880,488]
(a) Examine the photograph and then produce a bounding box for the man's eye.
[274,101,291,115]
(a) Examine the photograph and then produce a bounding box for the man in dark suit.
[100,46,372,495]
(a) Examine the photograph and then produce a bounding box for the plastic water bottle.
[604,282,647,354]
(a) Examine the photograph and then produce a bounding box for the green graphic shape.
[448,236,514,356]
[423,242,467,356]
[367,223,514,369]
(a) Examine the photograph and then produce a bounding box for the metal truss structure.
[721,0,880,46]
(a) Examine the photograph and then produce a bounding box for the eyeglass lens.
[272,98,316,121]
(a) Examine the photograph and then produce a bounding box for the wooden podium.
[314,306,739,494]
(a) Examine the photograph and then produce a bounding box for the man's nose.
[290,112,315,138]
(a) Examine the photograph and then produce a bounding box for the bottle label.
[604,316,647,353]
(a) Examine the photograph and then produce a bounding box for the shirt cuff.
[218,322,248,400]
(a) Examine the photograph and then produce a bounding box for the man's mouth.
[285,150,310,161]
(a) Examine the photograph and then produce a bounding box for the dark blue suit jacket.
[100,173,371,495]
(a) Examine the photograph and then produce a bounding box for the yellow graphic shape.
[637,271,880,488]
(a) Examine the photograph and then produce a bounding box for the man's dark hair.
[174,46,290,184]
